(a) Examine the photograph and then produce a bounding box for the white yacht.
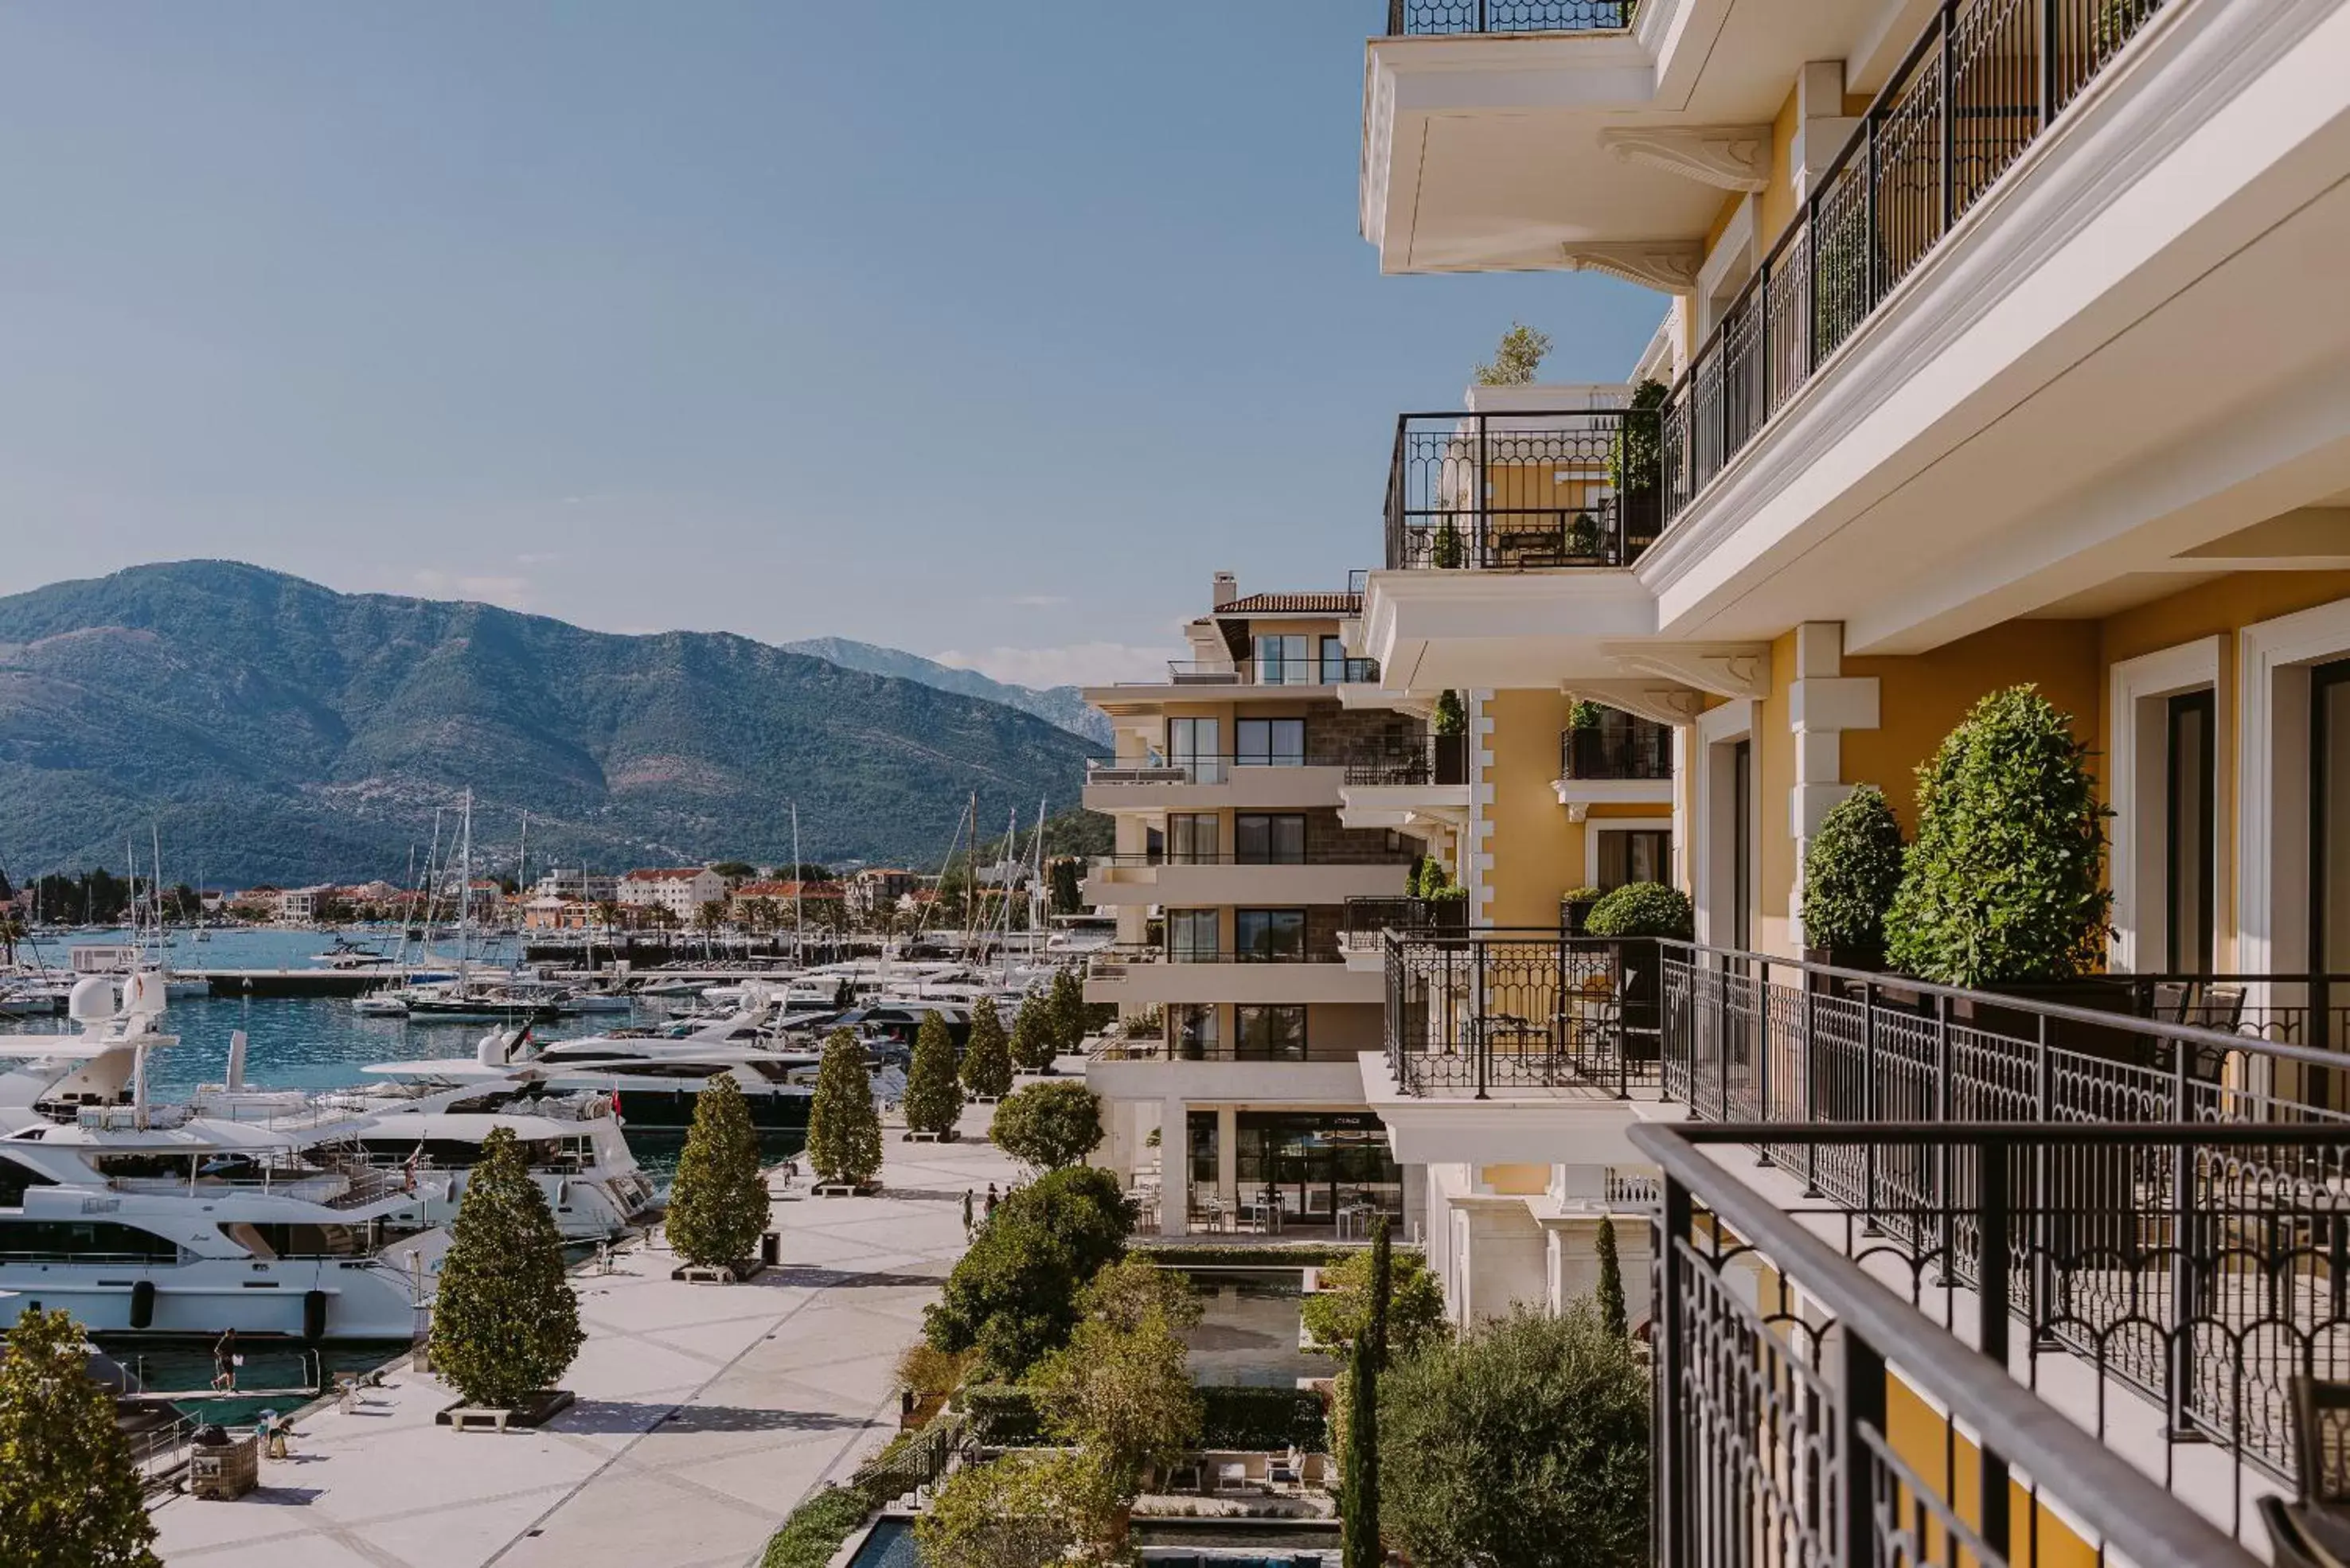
[366,1020,818,1131]
[0,973,653,1341]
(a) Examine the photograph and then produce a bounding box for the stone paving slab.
[152,1109,1022,1568]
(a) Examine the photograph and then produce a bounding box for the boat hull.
[0,1258,422,1340]
[610,1086,811,1129]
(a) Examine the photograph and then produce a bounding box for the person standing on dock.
[961,1188,974,1238]
[212,1328,239,1392]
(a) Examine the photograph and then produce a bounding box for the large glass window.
[1255,634,1311,685]
[1168,717,1222,783]
[2317,661,2350,977]
[1167,909,1220,962]
[1595,829,1671,891]
[1236,1004,1308,1060]
[1168,813,1220,864]
[1172,1004,1220,1060]
[1236,718,1306,768]
[1319,636,1350,684]
[1732,739,1753,951]
[2166,689,2215,974]
[1236,1113,1403,1228]
[1235,909,1306,961]
[0,1219,181,1262]
[1235,813,1306,864]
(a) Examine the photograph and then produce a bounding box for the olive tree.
[1381,1305,1649,1568]
[666,1074,771,1269]
[430,1126,586,1408]
[0,1308,159,1568]
[1303,1246,1446,1361]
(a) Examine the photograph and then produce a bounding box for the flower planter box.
[435,1388,576,1432]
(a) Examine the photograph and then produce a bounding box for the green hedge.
[759,1486,875,1568]
[962,1383,1325,1454]
[1200,1386,1326,1453]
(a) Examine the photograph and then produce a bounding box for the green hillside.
[0,561,1102,885]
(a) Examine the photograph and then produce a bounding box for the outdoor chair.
[2261,1376,2350,1568]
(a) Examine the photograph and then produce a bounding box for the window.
[1732,739,1753,951]
[1236,813,1306,864]
[1255,634,1311,685]
[2317,661,2350,977]
[0,1219,181,1262]
[1168,717,1222,783]
[1235,909,1306,961]
[1168,813,1220,864]
[1319,637,1350,684]
[1167,909,1220,962]
[1236,718,1306,767]
[1173,1004,1221,1060]
[2166,690,2215,975]
[1595,829,1672,891]
[1236,1004,1308,1060]
[0,1156,55,1207]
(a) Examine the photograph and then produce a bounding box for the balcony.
[1638,1116,2270,1566]
[1657,0,2174,538]
[1337,732,1471,833]
[1080,853,1415,907]
[1082,754,1350,813]
[1384,0,1634,34]
[1339,893,1467,968]
[1383,930,1665,1098]
[1386,405,1661,571]
[1142,657,1384,688]
[1341,732,1467,787]
[1083,944,1380,1007]
[1558,716,1672,780]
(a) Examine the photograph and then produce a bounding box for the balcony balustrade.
[1085,750,1350,786]
[1383,930,1665,1098]
[1559,716,1673,781]
[1386,408,1662,571]
[1148,657,1383,688]
[1384,0,1634,35]
[1086,942,1344,974]
[1343,895,1469,938]
[1341,732,1467,787]
[1658,0,2171,532]
[1638,1116,2270,1566]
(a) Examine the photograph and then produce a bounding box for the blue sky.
[0,2,1660,687]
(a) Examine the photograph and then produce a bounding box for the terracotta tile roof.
[1217,591,1362,615]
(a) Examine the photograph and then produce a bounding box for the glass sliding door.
[1732,739,1753,952]
[1167,908,1220,963]
[1168,717,1221,783]
[1236,717,1306,768]
[1235,908,1305,961]
[1254,634,1311,685]
[1236,813,1306,864]
[1168,813,1220,865]
[2165,689,2215,974]
[2316,663,2350,1051]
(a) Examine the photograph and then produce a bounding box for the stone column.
[1788,622,1880,949]
[1216,1106,1239,1211]
[1159,1096,1189,1238]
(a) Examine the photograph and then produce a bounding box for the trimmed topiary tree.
[806,1027,883,1189]
[903,1008,965,1137]
[430,1125,585,1410]
[1007,993,1056,1076]
[1381,1305,1649,1568]
[1884,685,2111,987]
[1799,783,1905,965]
[962,996,1016,1098]
[0,1307,159,1568]
[1583,881,1693,942]
[1045,968,1087,1059]
[990,1081,1104,1173]
[1433,689,1466,736]
[666,1074,772,1270]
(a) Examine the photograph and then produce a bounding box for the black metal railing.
[1385,408,1663,570]
[1342,895,1468,939]
[1088,943,1344,969]
[1341,732,1467,787]
[1154,658,1384,686]
[1638,1117,2269,1568]
[1087,751,1353,785]
[1387,0,1635,34]
[1560,716,1673,780]
[1382,930,1663,1098]
[1092,849,1419,870]
[1659,0,2170,530]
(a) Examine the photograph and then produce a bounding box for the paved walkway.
[152,1105,1021,1568]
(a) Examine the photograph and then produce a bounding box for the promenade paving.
[150,1102,1023,1568]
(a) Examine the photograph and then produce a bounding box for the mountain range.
[779,637,1111,746]
[0,561,1105,886]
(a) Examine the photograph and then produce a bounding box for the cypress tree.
[1595,1217,1628,1339]
[1008,993,1056,1075]
[1046,967,1087,1056]
[666,1074,771,1269]
[1341,1330,1380,1568]
[904,1008,966,1135]
[429,1126,585,1409]
[0,1307,159,1568]
[962,996,1017,1098]
[806,1027,883,1188]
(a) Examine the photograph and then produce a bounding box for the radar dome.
[67,976,117,1025]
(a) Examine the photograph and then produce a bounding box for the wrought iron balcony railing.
[1091,848,1419,870]
[1087,943,1344,972]
[1382,930,1665,1098]
[1385,408,1664,571]
[1658,0,2170,531]
[1559,716,1673,780]
[1637,1117,2269,1566]
[1385,0,1634,35]
[1341,732,1467,787]
[1087,751,1351,786]
[1149,658,1384,687]
[1342,895,1469,938]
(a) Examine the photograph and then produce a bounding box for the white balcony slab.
[1083,961,1383,1008]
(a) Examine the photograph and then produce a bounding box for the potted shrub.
[666,1075,773,1280]
[1607,377,1668,548]
[429,1127,584,1427]
[806,1028,884,1194]
[1582,883,1693,1059]
[1560,886,1601,937]
[1798,784,1903,975]
[902,1008,964,1141]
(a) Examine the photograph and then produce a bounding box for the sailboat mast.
[790,801,802,967]
[457,790,474,997]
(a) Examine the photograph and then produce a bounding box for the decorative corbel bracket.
[1558,242,1703,296]
[1598,125,1773,193]
[1599,642,1773,700]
